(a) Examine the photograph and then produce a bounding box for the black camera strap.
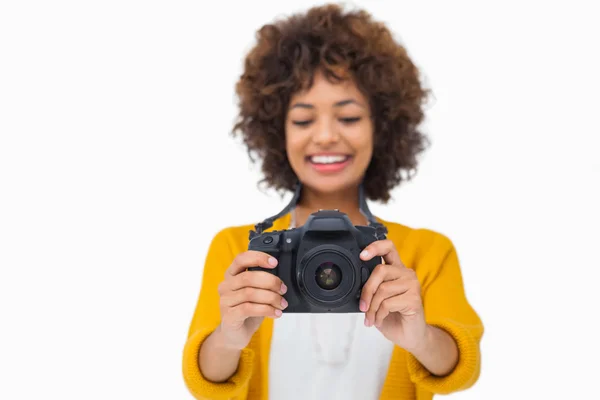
[250,181,388,240]
[358,183,388,239]
[251,183,302,238]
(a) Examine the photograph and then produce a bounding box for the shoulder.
[379,217,454,250]
[377,217,456,269]
[207,222,257,256]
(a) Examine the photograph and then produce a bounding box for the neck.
[293,184,368,227]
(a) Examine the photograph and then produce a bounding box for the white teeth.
[310,155,348,164]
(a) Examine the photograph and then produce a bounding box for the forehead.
[290,70,367,106]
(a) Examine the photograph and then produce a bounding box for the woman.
[182,4,483,400]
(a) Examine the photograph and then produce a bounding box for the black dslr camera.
[248,183,388,313]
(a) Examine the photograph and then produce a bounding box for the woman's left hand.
[359,239,429,353]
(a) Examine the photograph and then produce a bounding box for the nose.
[312,118,340,146]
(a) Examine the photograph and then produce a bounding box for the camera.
[247,183,387,313]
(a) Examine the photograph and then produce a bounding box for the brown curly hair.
[232,4,430,203]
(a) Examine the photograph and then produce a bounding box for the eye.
[339,117,361,124]
[292,120,313,127]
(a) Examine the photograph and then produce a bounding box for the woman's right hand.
[216,251,288,350]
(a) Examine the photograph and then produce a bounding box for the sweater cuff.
[182,327,254,400]
[406,319,480,394]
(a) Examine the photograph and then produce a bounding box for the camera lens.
[315,262,342,290]
[298,245,357,308]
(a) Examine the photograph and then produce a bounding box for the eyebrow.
[290,99,365,109]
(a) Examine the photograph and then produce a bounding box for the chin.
[304,177,359,196]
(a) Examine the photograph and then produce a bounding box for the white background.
[1,0,599,399]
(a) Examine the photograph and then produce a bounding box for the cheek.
[350,128,374,162]
[285,132,298,153]
[285,130,305,166]
[357,146,373,171]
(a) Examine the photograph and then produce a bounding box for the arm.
[199,325,242,383]
[408,324,459,377]
[406,232,484,394]
[182,229,253,400]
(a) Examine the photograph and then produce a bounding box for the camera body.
[248,209,385,313]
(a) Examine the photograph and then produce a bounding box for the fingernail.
[281,298,288,309]
[359,300,367,312]
[275,309,282,317]
[364,317,370,327]
[360,250,369,258]
[268,257,278,266]
[280,283,287,294]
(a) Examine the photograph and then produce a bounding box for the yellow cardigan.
[182,213,483,400]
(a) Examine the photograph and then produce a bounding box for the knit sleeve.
[182,228,254,400]
[406,232,484,395]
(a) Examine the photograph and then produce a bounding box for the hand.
[359,240,429,353]
[216,251,288,350]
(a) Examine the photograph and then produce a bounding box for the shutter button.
[263,236,273,244]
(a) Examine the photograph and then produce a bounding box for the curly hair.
[232,4,430,203]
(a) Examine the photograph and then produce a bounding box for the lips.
[306,154,352,165]
[305,153,353,174]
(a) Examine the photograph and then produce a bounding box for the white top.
[268,313,394,400]
[268,210,395,400]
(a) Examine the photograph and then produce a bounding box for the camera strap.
[250,183,302,239]
[250,181,388,240]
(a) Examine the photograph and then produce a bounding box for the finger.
[221,287,288,311]
[373,297,393,328]
[365,279,410,326]
[374,295,418,328]
[229,270,287,295]
[359,263,401,312]
[359,239,402,266]
[367,268,419,323]
[227,251,278,276]
[226,302,282,324]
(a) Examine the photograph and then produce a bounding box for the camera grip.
[247,266,277,274]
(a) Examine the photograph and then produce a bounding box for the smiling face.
[285,70,374,197]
